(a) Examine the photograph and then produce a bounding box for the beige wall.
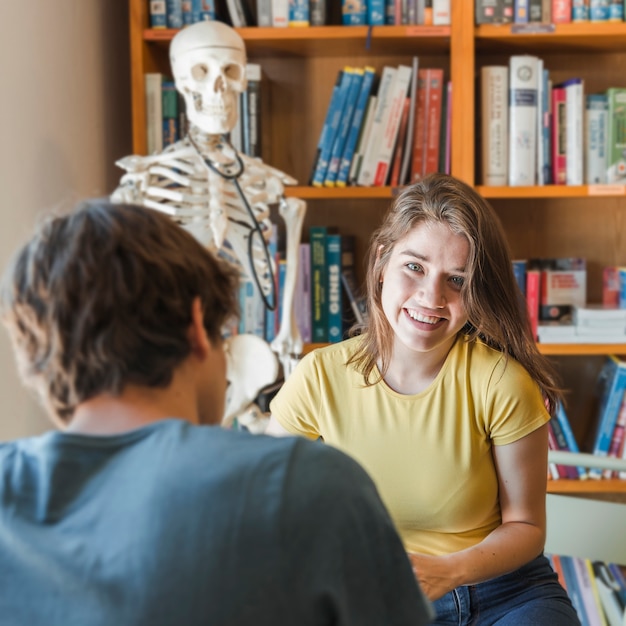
[0,1,132,440]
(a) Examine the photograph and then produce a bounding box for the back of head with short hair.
[0,200,240,423]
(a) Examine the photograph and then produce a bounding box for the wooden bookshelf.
[127,0,626,496]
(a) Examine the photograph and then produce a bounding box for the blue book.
[513,0,529,22]
[368,0,385,24]
[555,402,588,479]
[166,0,184,28]
[149,0,167,27]
[289,0,310,25]
[511,259,527,297]
[264,227,279,343]
[336,67,376,187]
[311,69,355,187]
[559,555,591,626]
[326,233,343,343]
[589,356,626,478]
[310,69,344,185]
[324,68,365,187]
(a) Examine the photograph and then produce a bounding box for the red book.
[424,69,444,175]
[411,68,444,181]
[525,269,540,341]
[550,554,569,593]
[551,85,567,185]
[552,0,572,23]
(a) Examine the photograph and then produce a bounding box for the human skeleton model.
[112,20,306,426]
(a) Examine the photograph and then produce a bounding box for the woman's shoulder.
[305,336,363,365]
[459,336,533,383]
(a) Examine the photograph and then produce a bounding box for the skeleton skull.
[170,21,247,135]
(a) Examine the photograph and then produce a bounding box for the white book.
[432,0,451,24]
[357,66,397,186]
[481,65,509,186]
[349,94,377,184]
[564,78,584,185]
[294,243,312,343]
[585,94,609,184]
[144,73,163,155]
[271,0,289,26]
[508,55,540,186]
[372,64,413,186]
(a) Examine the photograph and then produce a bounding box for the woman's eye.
[406,263,422,272]
[450,276,465,289]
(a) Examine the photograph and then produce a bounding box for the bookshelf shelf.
[475,22,626,52]
[143,25,452,57]
[548,479,626,495]
[128,0,626,506]
[477,185,626,199]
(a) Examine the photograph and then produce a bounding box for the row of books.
[144,66,262,157]
[546,555,626,625]
[235,227,366,345]
[149,0,451,28]
[343,0,451,26]
[311,60,451,189]
[481,56,626,187]
[476,0,626,24]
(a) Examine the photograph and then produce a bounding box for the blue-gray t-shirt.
[0,419,432,625]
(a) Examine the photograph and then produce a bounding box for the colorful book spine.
[604,392,626,478]
[337,67,376,187]
[309,226,328,343]
[572,0,590,20]
[552,84,568,185]
[389,97,411,187]
[423,68,444,176]
[256,0,273,26]
[481,65,509,186]
[606,88,626,184]
[149,0,167,27]
[585,94,609,185]
[197,0,217,20]
[508,55,539,186]
[590,0,610,20]
[552,0,573,22]
[342,0,367,24]
[609,0,624,20]
[475,0,515,23]
[325,68,365,187]
[540,66,552,185]
[241,63,263,158]
[514,0,530,22]
[559,555,591,626]
[288,0,309,26]
[348,94,377,185]
[549,417,580,479]
[525,268,540,341]
[271,0,289,26]
[326,233,343,343]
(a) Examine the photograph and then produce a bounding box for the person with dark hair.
[268,173,580,625]
[0,200,433,625]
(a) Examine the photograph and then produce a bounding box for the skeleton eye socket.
[191,64,209,81]
[224,63,243,82]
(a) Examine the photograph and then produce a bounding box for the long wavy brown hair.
[348,173,562,415]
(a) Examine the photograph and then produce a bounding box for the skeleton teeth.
[407,310,441,325]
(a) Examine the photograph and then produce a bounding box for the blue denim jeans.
[430,554,581,625]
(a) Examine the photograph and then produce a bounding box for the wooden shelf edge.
[143,24,451,43]
[477,185,626,199]
[538,344,626,356]
[548,479,626,494]
[284,186,394,199]
[477,21,626,40]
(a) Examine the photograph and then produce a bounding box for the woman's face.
[380,220,470,359]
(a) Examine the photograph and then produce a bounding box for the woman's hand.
[407,552,459,602]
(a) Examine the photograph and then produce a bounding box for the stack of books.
[537,306,626,344]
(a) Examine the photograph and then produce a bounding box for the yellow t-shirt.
[269,335,549,555]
